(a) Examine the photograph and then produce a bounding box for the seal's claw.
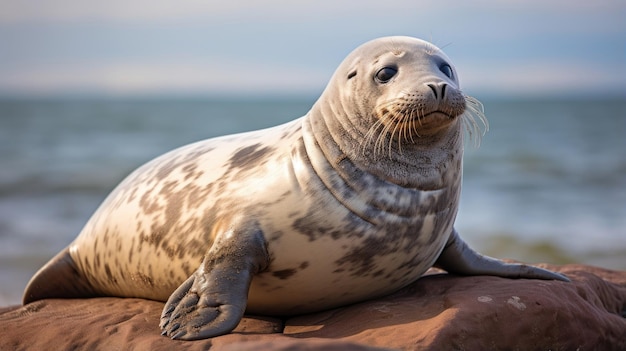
[171,329,187,340]
[169,322,181,333]
[162,303,175,315]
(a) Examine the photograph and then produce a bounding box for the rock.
[1,264,624,350]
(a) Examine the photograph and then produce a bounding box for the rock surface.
[1,263,624,350]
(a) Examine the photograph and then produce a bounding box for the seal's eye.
[440,63,453,79]
[375,67,397,83]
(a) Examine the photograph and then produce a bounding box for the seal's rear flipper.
[435,229,570,282]
[22,247,98,304]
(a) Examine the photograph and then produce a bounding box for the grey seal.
[23,36,569,340]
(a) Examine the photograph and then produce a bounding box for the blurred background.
[1,0,624,305]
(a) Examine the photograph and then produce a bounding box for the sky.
[0,0,624,98]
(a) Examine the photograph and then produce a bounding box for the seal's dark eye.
[440,63,453,79]
[375,67,397,83]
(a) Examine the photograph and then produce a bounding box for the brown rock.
[1,264,624,350]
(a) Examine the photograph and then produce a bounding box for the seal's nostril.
[428,83,448,100]
[428,84,438,99]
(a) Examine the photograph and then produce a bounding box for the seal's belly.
[246,190,454,315]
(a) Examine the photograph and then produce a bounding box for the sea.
[1,96,624,306]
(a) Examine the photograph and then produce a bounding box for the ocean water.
[0,96,624,305]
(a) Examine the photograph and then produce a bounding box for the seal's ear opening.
[347,69,357,80]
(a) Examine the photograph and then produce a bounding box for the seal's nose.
[427,82,448,100]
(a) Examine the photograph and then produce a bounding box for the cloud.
[0,58,328,96]
[0,0,623,96]
[0,0,418,23]
[458,59,626,97]
[3,0,622,24]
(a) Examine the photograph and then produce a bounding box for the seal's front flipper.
[160,226,270,340]
[435,229,570,282]
[23,247,98,304]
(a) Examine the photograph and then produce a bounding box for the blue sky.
[0,0,624,97]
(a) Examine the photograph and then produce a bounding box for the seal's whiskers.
[362,118,384,157]
[461,95,488,148]
[366,99,396,158]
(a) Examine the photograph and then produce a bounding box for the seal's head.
[313,36,486,161]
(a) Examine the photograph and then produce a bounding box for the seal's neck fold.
[307,97,464,191]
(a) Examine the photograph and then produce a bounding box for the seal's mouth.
[396,109,459,137]
[394,107,461,130]
[416,110,456,121]
[364,105,460,156]
[364,95,488,156]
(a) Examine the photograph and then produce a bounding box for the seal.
[22,36,569,340]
